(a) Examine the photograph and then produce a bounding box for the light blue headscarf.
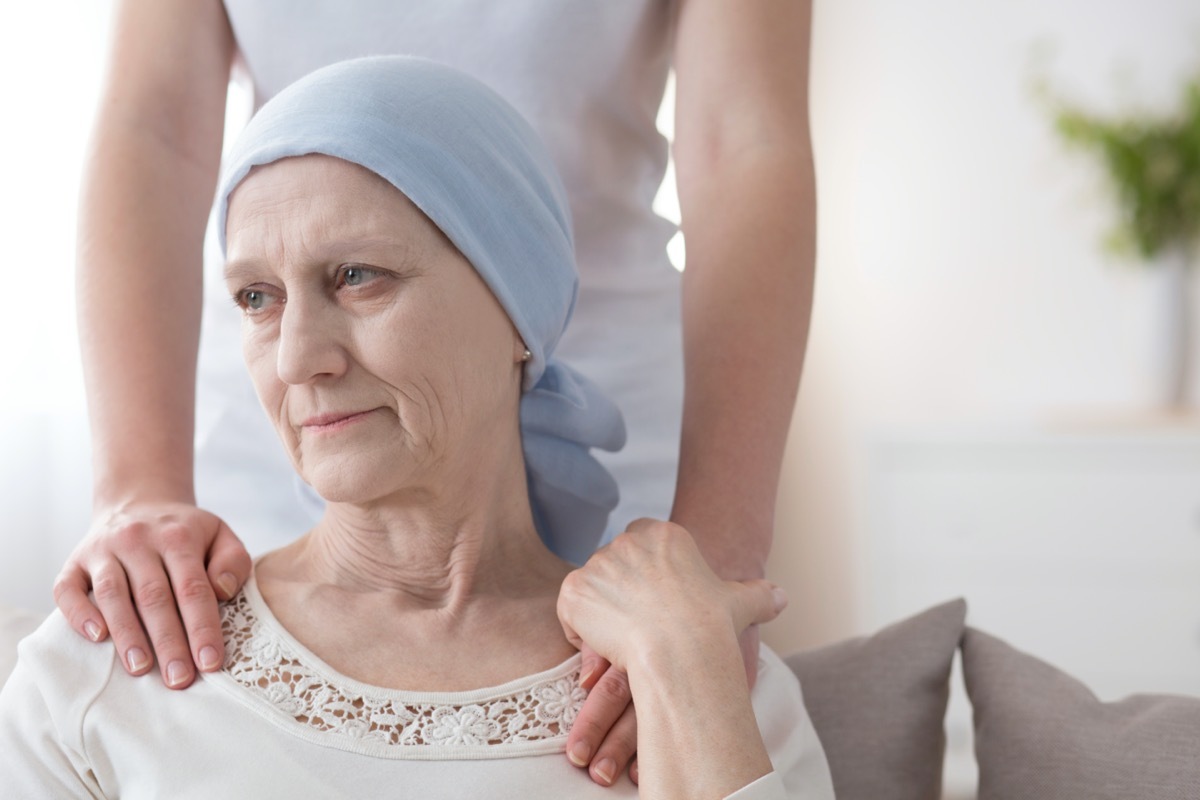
[216,56,626,564]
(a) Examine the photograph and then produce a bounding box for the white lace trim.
[217,580,586,753]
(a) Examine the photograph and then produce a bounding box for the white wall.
[0,4,113,612]
[2,2,1197,649]
[766,0,1200,653]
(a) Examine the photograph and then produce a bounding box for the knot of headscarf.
[215,56,626,564]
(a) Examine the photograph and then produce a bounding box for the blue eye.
[232,286,280,314]
[338,264,379,287]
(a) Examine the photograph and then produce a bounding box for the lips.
[299,409,378,431]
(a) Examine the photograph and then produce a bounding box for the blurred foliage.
[1044,78,1200,263]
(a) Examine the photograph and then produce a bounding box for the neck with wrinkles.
[259,437,572,619]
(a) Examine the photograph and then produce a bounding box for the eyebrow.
[223,236,412,283]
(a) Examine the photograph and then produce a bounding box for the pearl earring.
[521,349,532,362]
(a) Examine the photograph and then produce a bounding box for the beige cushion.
[0,604,43,687]
[784,599,966,800]
[962,626,1200,799]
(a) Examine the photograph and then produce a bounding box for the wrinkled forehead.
[227,154,407,221]
[223,155,453,273]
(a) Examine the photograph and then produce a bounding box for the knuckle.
[133,580,175,612]
[625,517,656,534]
[106,617,146,644]
[591,670,632,704]
[91,573,128,604]
[112,521,152,550]
[160,524,201,556]
[221,547,253,574]
[185,618,224,643]
[596,718,639,761]
[661,521,687,539]
[573,706,613,742]
[601,537,633,564]
[559,569,585,599]
[148,630,187,655]
[173,575,216,604]
[52,571,81,604]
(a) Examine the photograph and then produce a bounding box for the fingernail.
[126,647,149,673]
[84,620,102,642]
[579,663,595,686]
[594,758,616,785]
[166,660,190,687]
[569,741,591,767]
[217,573,238,599]
[772,587,788,612]
[198,646,220,671]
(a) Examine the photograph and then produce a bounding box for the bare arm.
[55,0,251,688]
[563,2,815,783]
[670,0,816,580]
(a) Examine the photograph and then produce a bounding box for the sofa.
[3,599,1198,798]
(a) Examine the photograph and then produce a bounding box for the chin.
[299,455,408,506]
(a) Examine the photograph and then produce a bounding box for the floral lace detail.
[219,589,586,749]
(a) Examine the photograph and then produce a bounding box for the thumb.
[728,579,787,633]
[206,519,252,601]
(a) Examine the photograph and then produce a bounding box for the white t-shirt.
[0,575,834,798]
[197,0,686,554]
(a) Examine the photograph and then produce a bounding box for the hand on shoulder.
[54,500,250,690]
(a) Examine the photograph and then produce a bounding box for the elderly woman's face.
[224,155,525,504]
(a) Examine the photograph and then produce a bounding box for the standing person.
[56,0,815,787]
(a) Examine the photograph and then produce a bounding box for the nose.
[275,296,349,385]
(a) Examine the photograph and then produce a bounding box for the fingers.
[53,564,107,643]
[122,552,196,689]
[567,664,636,783]
[162,531,226,676]
[588,702,638,787]
[729,578,787,633]
[577,642,609,690]
[206,522,251,601]
[88,561,156,679]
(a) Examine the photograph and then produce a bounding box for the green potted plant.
[1045,77,1200,410]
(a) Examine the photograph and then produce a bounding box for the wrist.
[92,470,196,512]
[669,496,771,582]
[625,626,773,797]
[628,622,743,690]
[669,514,769,582]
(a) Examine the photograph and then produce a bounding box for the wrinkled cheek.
[242,335,289,444]
[398,375,455,452]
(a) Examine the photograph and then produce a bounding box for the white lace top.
[0,580,834,798]
[213,577,587,757]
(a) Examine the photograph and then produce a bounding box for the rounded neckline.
[240,569,583,703]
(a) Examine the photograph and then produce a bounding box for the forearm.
[78,0,233,511]
[628,628,774,799]
[671,147,817,580]
[77,125,216,508]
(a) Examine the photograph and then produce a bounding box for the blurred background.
[2,2,1199,796]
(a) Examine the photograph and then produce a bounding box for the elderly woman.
[0,58,832,798]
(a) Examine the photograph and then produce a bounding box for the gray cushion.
[962,626,1200,800]
[785,599,966,800]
